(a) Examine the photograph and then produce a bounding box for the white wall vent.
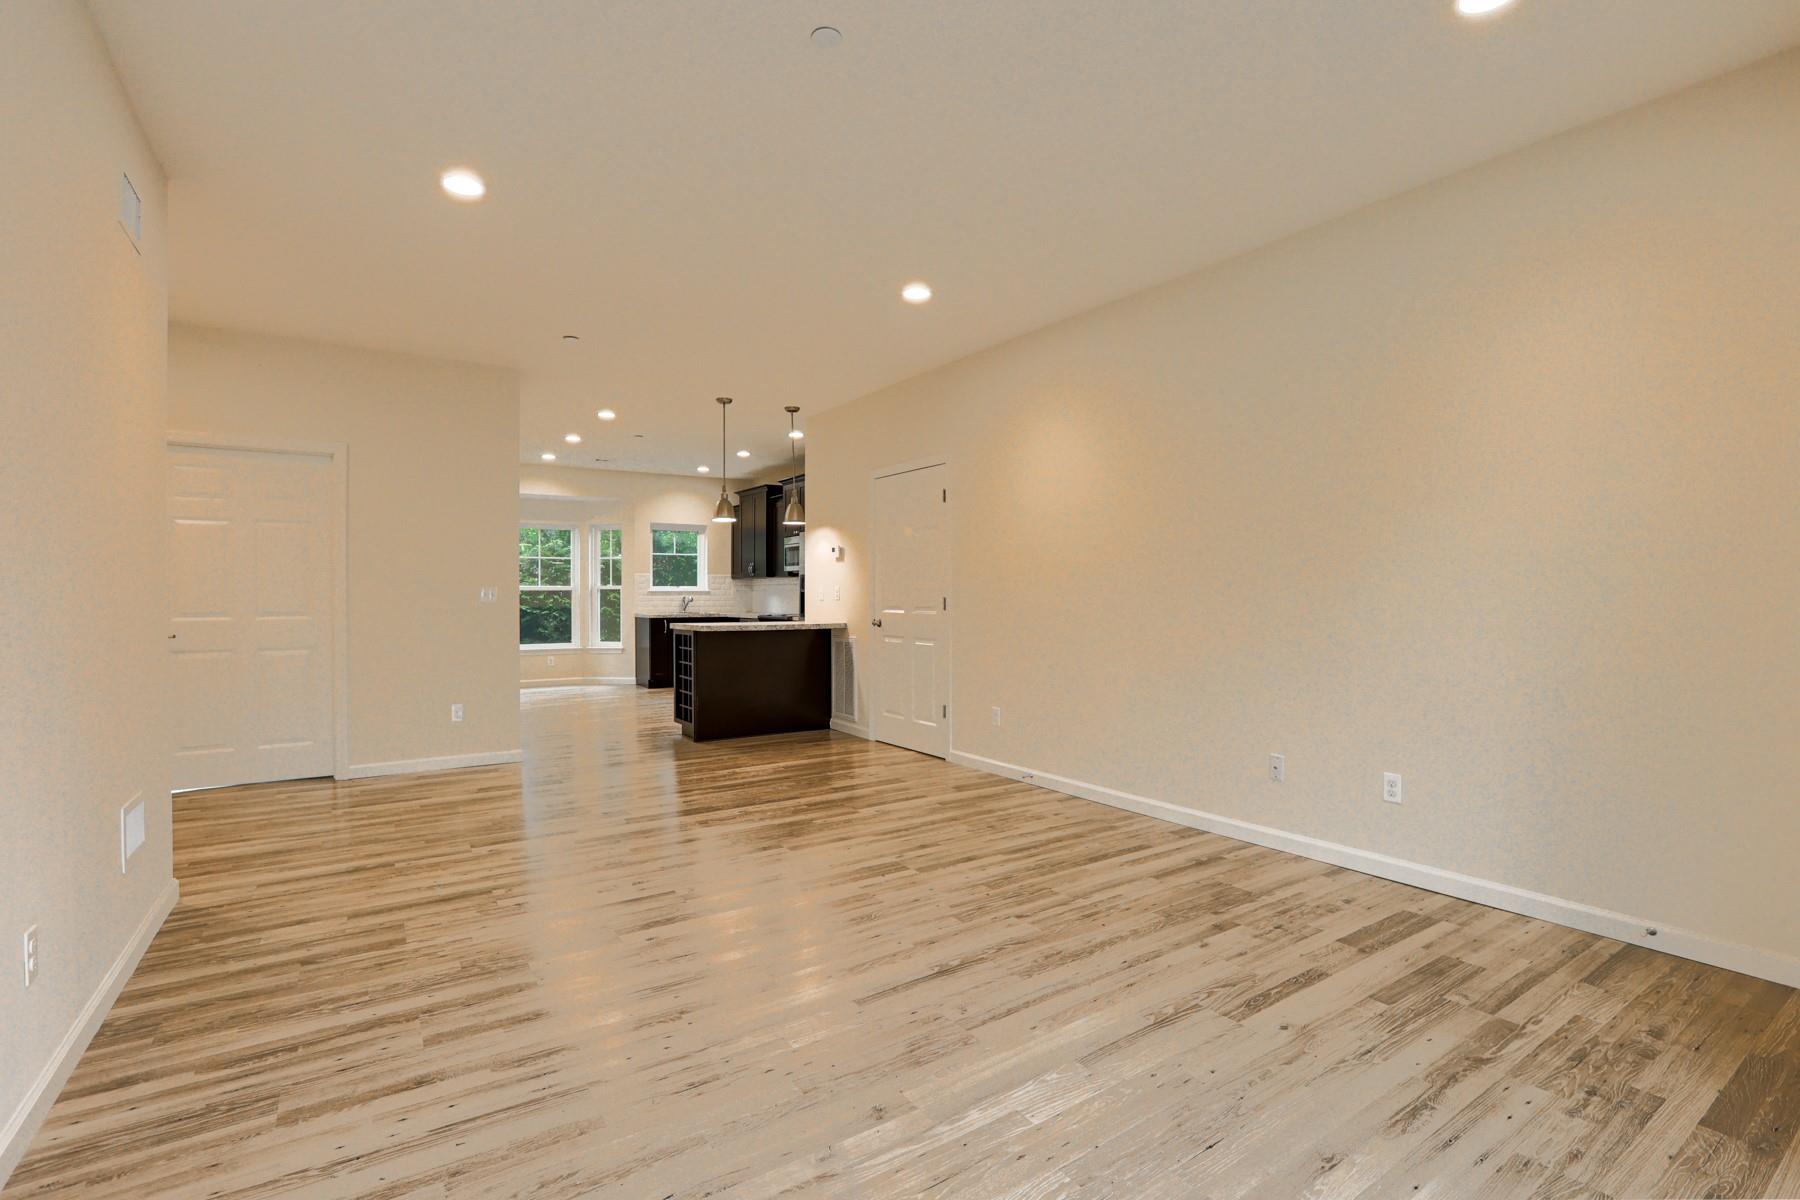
[118,172,142,250]
[832,638,857,721]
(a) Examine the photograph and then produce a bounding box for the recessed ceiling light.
[596,408,616,421]
[736,449,751,458]
[562,334,580,342]
[901,281,933,304]
[564,433,582,444]
[1454,0,1515,16]
[540,452,556,462]
[788,428,805,440]
[440,168,486,201]
[697,465,711,473]
[811,25,843,48]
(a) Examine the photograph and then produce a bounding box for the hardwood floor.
[8,686,1799,1199]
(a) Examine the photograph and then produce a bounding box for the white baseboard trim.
[830,717,869,739]
[521,676,636,689]
[1,878,179,1187]
[337,749,523,779]
[947,749,1800,990]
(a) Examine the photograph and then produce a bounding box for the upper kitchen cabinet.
[730,484,780,579]
[731,477,805,579]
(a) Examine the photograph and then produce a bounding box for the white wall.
[169,324,522,772]
[807,51,1800,980]
[0,0,176,1179]
[518,465,800,685]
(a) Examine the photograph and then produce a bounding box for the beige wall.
[518,465,800,684]
[808,51,1800,971]
[169,325,521,769]
[0,0,175,1174]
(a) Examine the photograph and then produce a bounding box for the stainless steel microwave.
[782,532,802,576]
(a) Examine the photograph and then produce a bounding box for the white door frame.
[166,431,351,780]
[869,455,951,754]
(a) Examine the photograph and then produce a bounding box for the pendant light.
[781,406,805,526]
[711,397,737,523]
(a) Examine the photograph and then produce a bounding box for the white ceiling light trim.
[439,167,486,201]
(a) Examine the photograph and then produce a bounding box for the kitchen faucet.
[680,595,694,612]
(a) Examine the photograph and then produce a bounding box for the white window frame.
[519,522,579,651]
[648,523,709,592]
[589,524,624,648]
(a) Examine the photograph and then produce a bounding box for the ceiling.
[91,1,1800,476]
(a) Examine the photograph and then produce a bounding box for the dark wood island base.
[671,623,844,741]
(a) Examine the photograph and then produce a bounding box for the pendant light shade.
[781,406,805,526]
[712,397,737,523]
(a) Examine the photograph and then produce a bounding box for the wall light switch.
[1384,772,1402,804]
[992,706,1002,726]
[23,926,39,988]
[478,585,498,603]
[451,704,465,723]
[1269,753,1285,783]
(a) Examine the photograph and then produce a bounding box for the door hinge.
[942,596,947,610]
[942,704,948,719]
[942,488,947,502]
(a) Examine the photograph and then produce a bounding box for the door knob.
[871,618,883,628]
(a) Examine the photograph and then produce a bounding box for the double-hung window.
[519,526,576,648]
[650,525,706,590]
[591,526,623,647]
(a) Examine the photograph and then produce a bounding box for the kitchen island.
[671,622,845,741]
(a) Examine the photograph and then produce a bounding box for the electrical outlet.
[450,704,465,723]
[546,656,556,667]
[1269,753,1285,783]
[1384,772,1402,804]
[478,585,497,603]
[832,583,841,601]
[991,706,1002,726]
[23,926,39,988]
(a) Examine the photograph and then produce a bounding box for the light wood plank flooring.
[8,686,1800,1198]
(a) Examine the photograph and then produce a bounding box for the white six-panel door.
[872,462,950,758]
[168,445,335,790]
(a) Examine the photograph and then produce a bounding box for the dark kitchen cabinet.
[635,614,741,687]
[730,478,805,580]
[671,626,832,740]
[730,484,781,579]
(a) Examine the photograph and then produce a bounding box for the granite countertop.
[673,622,847,632]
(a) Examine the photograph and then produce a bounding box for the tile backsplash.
[634,574,801,618]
